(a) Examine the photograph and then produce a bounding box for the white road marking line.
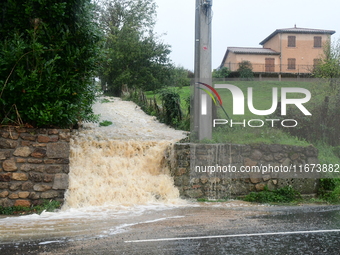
[39,240,64,245]
[125,229,340,243]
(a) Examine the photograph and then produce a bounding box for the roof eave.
[260,29,336,45]
[232,51,280,55]
[218,49,230,69]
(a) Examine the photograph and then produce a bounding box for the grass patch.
[315,142,340,201]
[0,200,61,215]
[204,126,309,146]
[99,120,113,126]
[316,142,340,166]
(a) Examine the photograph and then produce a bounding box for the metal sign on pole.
[194,0,213,140]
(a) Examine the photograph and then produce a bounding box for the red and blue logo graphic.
[196,82,229,119]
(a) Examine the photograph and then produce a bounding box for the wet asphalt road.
[1,203,340,255]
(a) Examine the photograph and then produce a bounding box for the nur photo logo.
[196,82,229,118]
[196,82,312,128]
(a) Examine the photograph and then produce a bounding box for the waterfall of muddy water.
[1,97,268,246]
[62,97,187,209]
[0,97,188,244]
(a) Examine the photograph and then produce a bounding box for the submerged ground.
[1,202,340,254]
[1,97,339,254]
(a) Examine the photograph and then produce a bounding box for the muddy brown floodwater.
[0,201,272,254]
[2,97,339,255]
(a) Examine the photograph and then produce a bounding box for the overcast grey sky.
[154,0,340,71]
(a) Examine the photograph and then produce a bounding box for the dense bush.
[212,67,231,78]
[318,178,340,203]
[158,87,183,126]
[237,60,254,80]
[0,0,101,128]
[243,185,301,203]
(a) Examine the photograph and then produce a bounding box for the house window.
[314,36,322,48]
[288,58,296,69]
[288,36,296,47]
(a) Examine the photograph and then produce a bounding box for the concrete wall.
[0,127,70,207]
[169,143,319,199]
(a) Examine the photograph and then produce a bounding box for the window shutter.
[314,36,322,48]
[288,36,296,47]
[288,58,296,69]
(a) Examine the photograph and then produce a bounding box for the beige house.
[219,26,335,74]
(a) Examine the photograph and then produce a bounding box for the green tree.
[165,65,191,88]
[313,39,340,89]
[212,67,231,78]
[98,0,172,96]
[0,0,101,127]
[238,60,254,80]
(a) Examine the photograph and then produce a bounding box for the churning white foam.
[62,97,187,209]
[0,97,188,243]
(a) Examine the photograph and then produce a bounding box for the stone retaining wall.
[0,128,321,206]
[169,143,320,199]
[0,127,70,207]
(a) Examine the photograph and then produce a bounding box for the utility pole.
[194,0,213,140]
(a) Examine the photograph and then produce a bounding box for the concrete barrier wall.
[169,143,319,199]
[0,127,70,207]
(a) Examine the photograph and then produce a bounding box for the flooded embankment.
[1,96,188,244]
[2,97,339,255]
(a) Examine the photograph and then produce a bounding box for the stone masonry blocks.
[0,127,70,207]
[169,143,319,200]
